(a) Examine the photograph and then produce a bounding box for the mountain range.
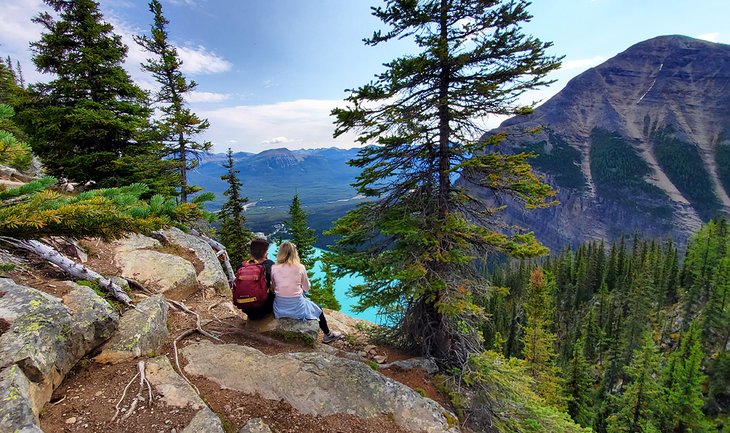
[189,147,363,243]
[195,35,730,252]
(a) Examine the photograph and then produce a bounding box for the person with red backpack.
[232,237,275,320]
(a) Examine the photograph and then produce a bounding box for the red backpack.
[232,260,269,310]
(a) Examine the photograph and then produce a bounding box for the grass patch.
[715,140,730,199]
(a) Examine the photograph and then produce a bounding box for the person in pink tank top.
[271,241,342,343]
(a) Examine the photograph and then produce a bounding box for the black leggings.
[318,312,330,334]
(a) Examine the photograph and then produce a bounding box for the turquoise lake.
[266,244,383,324]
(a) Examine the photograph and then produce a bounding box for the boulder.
[182,340,460,433]
[115,249,199,299]
[0,278,119,427]
[238,418,273,433]
[95,295,168,364]
[0,365,42,433]
[62,282,120,360]
[158,228,229,295]
[245,315,320,345]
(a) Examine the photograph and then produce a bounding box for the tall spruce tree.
[565,336,594,428]
[135,0,212,202]
[287,195,339,310]
[218,149,250,263]
[21,0,163,189]
[606,332,665,433]
[327,0,561,365]
[664,323,709,433]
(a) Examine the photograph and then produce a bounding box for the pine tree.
[134,0,212,202]
[521,267,566,408]
[327,0,561,366]
[287,195,339,309]
[565,336,594,427]
[606,332,665,433]
[21,0,164,189]
[664,323,709,433]
[218,149,251,264]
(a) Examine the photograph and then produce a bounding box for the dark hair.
[250,237,270,260]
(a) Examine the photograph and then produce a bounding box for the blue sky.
[1,0,729,154]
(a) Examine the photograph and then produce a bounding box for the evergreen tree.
[134,0,212,202]
[565,336,594,427]
[327,0,561,366]
[21,0,164,189]
[521,267,566,408]
[218,149,250,263]
[287,195,339,309]
[606,332,665,433]
[664,323,709,433]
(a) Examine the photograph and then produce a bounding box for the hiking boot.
[322,331,342,344]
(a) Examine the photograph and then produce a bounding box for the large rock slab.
[115,248,199,299]
[0,278,119,426]
[182,408,225,433]
[182,340,460,433]
[95,295,168,364]
[158,228,229,295]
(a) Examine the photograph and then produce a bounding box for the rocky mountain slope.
[473,35,730,251]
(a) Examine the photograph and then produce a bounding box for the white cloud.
[186,91,230,103]
[697,32,721,42]
[169,0,205,6]
[177,45,232,75]
[561,55,606,70]
[262,136,295,145]
[198,99,360,153]
[0,0,51,83]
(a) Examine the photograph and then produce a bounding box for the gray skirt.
[273,295,322,320]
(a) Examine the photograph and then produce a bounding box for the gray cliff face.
[478,35,730,251]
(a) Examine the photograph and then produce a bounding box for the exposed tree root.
[112,361,152,422]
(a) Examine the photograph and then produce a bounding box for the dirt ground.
[5,240,459,433]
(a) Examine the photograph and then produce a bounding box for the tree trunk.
[0,237,133,305]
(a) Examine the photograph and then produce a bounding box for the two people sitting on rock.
[271,241,343,344]
[234,237,342,344]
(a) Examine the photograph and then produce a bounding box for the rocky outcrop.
[95,294,169,364]
[182,340,460,433]
[0,278,119,431]
[157,228,229,295]
[113,234,200,299]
